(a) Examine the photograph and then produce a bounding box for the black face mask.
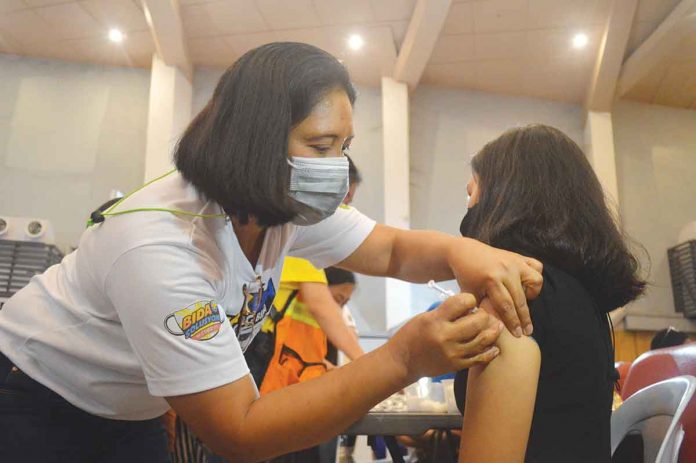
[459,203,479,237]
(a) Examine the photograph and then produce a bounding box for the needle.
[427,280,455,297]
[426,280,478,313]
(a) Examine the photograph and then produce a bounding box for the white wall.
[409,85,586,312]
[613,101,696,317]
[6,58,692,330]
[194,69,388,331]
[0,54,150,251]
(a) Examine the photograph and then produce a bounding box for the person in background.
[454,124,646,463]
[343,155,361,205]
[258,261,361,398]
[615,326,691,394]
[323,266,358,367]
[325,155,362,368]
[651,326,689,350]
[261,266,358,463]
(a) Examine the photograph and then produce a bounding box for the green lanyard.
[86,169,227,227]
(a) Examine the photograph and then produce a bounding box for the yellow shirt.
[262,257,326,331]
[259,257,330,394]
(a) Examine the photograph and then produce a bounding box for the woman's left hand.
[448,238,543,337]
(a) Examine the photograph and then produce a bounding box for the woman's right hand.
[386,293,503,382]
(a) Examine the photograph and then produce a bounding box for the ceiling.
[0,0,694,109]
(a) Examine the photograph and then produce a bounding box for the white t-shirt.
[0,172,375,420]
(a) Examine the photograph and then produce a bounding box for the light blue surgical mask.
[287,156,349,226]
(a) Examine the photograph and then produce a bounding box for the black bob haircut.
[462,124,646,312]
[325,267,356,286]
[175,42,357,226]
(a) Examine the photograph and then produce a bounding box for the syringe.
[427,280,455,298]
[427,280,478,313]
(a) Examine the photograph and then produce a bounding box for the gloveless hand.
[448,238,543,337]
[386,293,503,383]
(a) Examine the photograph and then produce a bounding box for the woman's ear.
[467,175,481,207]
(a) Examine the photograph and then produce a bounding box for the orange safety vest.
[258,258,329,395]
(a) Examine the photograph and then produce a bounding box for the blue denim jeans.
[0,351,170,463]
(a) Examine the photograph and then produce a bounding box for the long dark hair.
[462,124,645,312]
[175,42,356,226]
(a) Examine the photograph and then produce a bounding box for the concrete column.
[144,54,192,181]
[381,76,412,328]
[584,111,620,217]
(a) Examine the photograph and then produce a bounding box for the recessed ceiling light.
[572,32,588,49]
[108,28,124,43]
[348,34,365,51]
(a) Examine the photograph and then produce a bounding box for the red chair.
[622,344,696,462]
[616,361,632,393]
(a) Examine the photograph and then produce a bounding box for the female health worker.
[0,42,542,463]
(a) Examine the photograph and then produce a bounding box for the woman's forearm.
[229,344,406,461]
[388,229,460,282]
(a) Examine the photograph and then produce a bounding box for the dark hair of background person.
[347,154,362,185]
[462,124,646,312]
[175,42,357,226]
[651,327,688,350]
[325,267,356,286]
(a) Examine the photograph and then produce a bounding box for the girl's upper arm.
[458,328,541,463]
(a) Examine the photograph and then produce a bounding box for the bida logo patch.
[164,301,223,341]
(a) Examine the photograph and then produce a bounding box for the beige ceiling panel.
[204,0,269,34]
[388,20,409,50]
[369,0,416,22]
[35,3,103,40]
[421,62,477,88]
[273,24,393,67]
[79,0,149,33]
[181,3,216,38]
[528,0,609,29]
[523,59,589,102]
[635,0,681,22]
[621,62,667,103]
[254,0,322,30]
[0,9,55,45]
[429,34,475,64]
[69,36,138,66]
[225,31,278,55]
[22,0,67,6]
[671,34,696,64]
[653,62,696,107]
[526,26,601,64]
[333,26,396,86]
[314,0,375,25]
[473,0,528,33]
[475,31,526,60]
[625,19,659,57]
[476,59,527,95]
[276,26,396,86]
[443,2,474,35]
[182,1,268,37]
[17,39,80,62]
[525,28,565,62]
[0,29,23,53]
[0,0,29,14]
[180,0,213,4]
[273,27,335,52]
[121,29,155,67]
[188,36,238,67]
